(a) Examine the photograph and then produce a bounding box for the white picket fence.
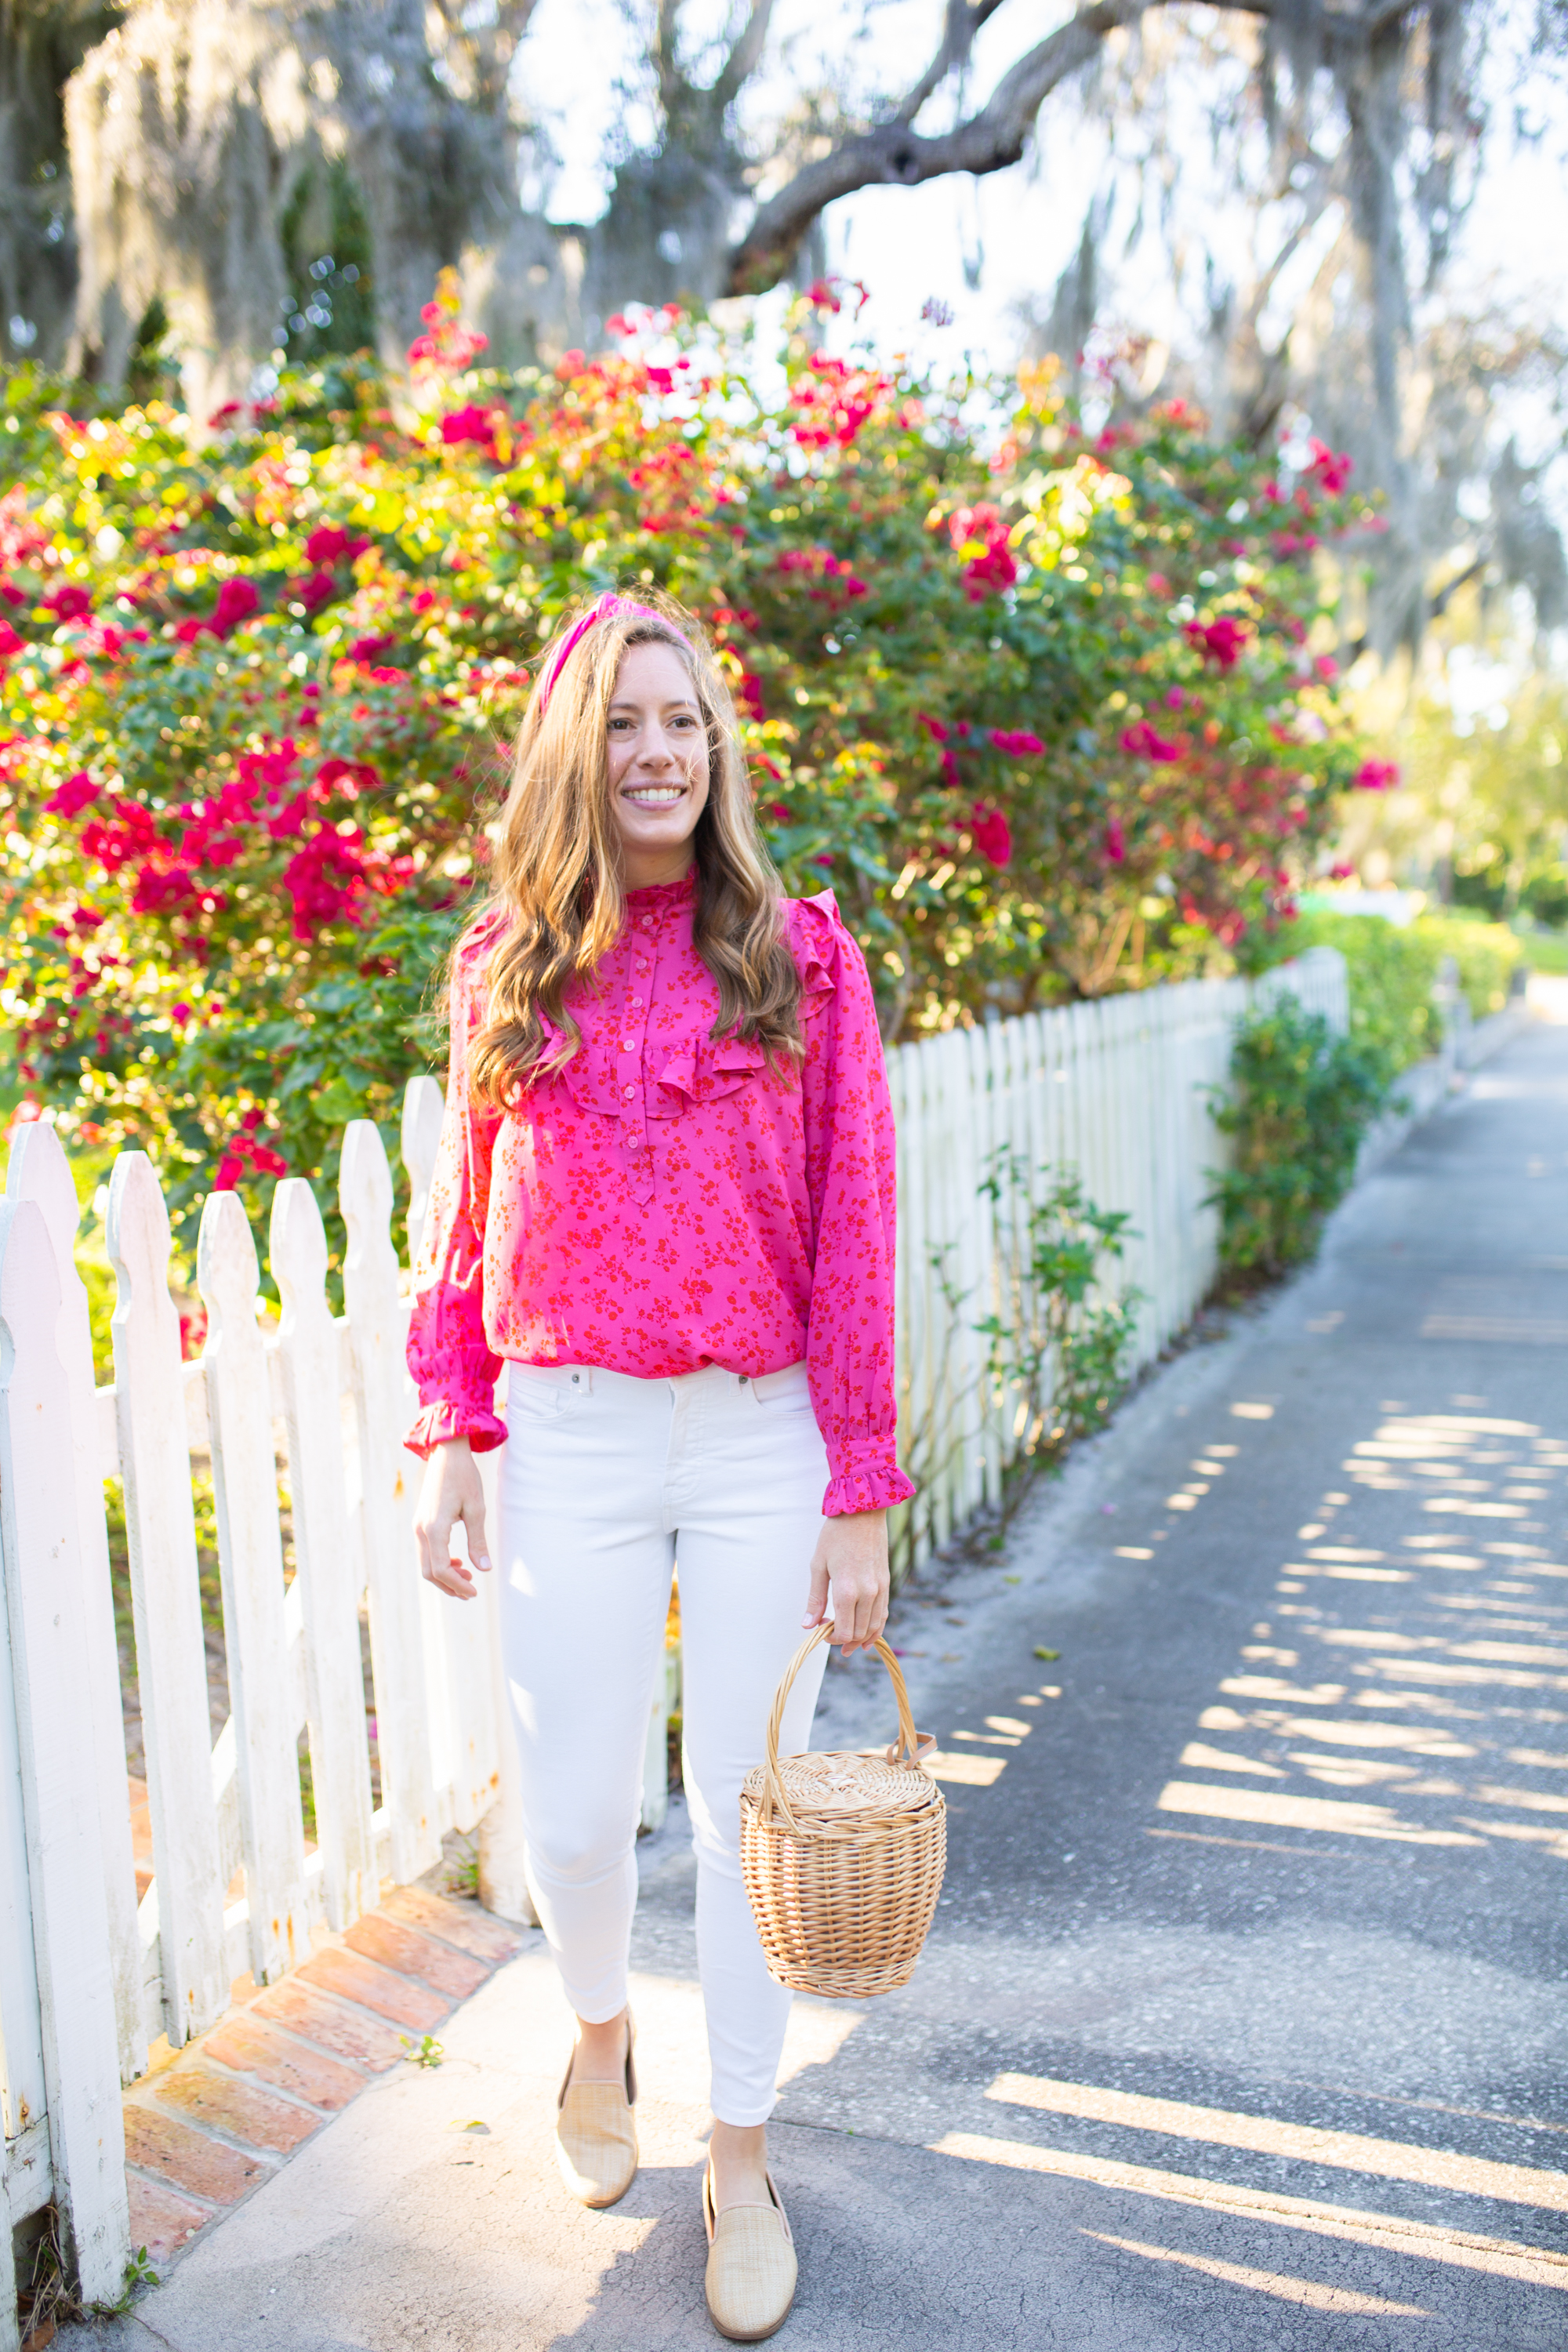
[0,943,1345,2312]
[887,945,1348,1566]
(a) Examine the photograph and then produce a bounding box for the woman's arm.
[795,893,917,1525]
[405,940,508,1463]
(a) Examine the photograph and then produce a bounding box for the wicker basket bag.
[740,1623,946,1999]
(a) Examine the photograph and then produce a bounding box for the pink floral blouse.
[405,873,915,1518]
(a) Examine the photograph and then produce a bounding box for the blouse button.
[623,1084,635,1099]
[622,1038,634,1051]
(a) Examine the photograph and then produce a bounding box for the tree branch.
[895,0,1015,126]
[711,0,778,111]
[724,0,1428,296]
[728,0,1148,291]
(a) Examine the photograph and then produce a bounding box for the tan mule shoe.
[702,2163,797,2343]
[555,2013,637,2209]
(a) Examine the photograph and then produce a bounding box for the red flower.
[211,578,260,637]
[304,524,370,566]
[0,583,24,608]
[1307,439,1354,495]
[1105,818,1126,865]
[916,713,949,744]
[0,621,24,659]
[441,405,498,448]
[289,568,337,612]
[44,583,93,623]
[45,770,99,819]
[1352,759,1399,792]
[1185,616,1249,670]
[1120,722,1183,764]
[947,505,1018,601]
[970,803,1012,866]
[345,634,395,665]
[990,729,1044,757]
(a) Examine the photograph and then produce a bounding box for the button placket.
[622,906,659,1202]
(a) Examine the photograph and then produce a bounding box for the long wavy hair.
[466,590,801,1105]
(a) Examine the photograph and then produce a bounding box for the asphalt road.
[71,1004,1568,2350]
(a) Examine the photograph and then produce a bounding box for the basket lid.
[743,1744,942,1829]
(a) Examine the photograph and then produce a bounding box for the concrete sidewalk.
[64,1004,1568,2350]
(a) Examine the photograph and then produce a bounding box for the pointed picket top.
[196,1185,263,1338]
[401,1076,445,1274]
[6,1119,147,2085]
[270,1174,331,1317]
[341,1120,398,1308]
[106,1151,182,1362]
[5,1117,82,1269]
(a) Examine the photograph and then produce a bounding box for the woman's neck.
[620,848,696,892]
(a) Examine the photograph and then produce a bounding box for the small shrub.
[1210,996,1389,1283]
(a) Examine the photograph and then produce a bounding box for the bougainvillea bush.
[0,277,1379,1266]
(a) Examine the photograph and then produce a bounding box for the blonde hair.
[466,590,801,1105]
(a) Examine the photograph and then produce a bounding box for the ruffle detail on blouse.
[822,1461,917,1519]
[655,1034,768,1109]
[405,1397,509,1461]
[786,888,847,1017]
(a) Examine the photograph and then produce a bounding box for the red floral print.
[406,875,915,1518]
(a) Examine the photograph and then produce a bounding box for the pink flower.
[1105,817,1126,865]
[1120,722,1183,764]
[1352,759,1399,792]
[990,729,1044,756]
[1330,861,1356,880]
[211,578,260,637]
[1185,616,1249,670]
[45,770,99,818]
[290,568,337,613]
[1308,439,1354,495]
[0,621,24,659]
[916,713,949,744]
[1145,573,1171,596]
[441,405,498,448]
[345,634,395,665]
[304,524,370,566]
[971,802,1012,866]
[44,583,93,623]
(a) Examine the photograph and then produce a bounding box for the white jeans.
[498,1358,829,2126]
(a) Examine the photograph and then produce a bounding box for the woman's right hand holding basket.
[803,1508,889,1654]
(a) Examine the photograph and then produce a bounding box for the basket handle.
[758,1622,933,1833]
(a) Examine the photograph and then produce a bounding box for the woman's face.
[604,639,710,887]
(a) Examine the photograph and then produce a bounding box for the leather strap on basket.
[759,1622,935,1834]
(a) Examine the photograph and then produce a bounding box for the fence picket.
[340,1123,440,1886]
[0,1199,130,2301]
[5,1123,144,2085]
[270,1181,376,1930]
[401,1075,445,1269]
[195,1193,310,1984]
[106,1153,227,2044]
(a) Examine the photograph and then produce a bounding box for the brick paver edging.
[122,1886,526,2266]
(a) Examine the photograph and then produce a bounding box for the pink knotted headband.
[532,591,691,715]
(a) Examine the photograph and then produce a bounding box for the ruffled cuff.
[404,1397,509,1460]
[822,1459,917,1519]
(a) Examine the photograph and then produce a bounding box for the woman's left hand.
[804,1509,890,1654]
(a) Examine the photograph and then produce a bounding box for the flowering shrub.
[0,279,1375,1261]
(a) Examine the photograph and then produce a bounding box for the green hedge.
[1280,909,1523,1079]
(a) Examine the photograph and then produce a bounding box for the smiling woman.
[404,587,913,2343]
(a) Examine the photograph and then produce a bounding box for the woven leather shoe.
[555,2014,637,2209]
[702,2163,797,2342]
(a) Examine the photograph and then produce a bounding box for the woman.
[407,590,912,2343]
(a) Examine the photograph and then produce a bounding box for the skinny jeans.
[498,1358,829,2126]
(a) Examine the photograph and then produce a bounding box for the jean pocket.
[750,1363,811,1410]
[505,1367,587,1426]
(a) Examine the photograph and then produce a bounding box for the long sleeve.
[792,892,917,1519]
[405,932,508,1457]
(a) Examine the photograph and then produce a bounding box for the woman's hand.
[412,1438,492,1602]
[804,1509,890,1655]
